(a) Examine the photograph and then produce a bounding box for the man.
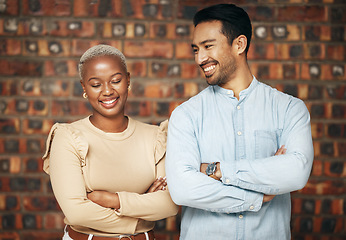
[166,4,313,240]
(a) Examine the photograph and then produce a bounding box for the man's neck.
[219,66,253,99]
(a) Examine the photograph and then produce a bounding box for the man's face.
[192,21,237,86]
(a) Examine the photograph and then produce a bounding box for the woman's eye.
[111,79,121,84]
[91,84,101,88]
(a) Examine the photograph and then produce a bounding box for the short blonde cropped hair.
[78,44,127,78]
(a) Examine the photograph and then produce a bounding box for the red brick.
[326,45,345,61]
[311,159,323,177]
[144,82,172,98]
[277,6,327,22]
[174,82,199,98]
[44,213,65,230]
[0,39,21,55]
[0,232,20,240]
[0,0,19,15]
[71,40,122,57]
[311,123,324,139]
[0,60,42,77]
[181,62,200,79]
[175,42,193,60]
[124,41,173,58]
[22,119,54,135]
[127,61,147,78]
[2,99,48,116]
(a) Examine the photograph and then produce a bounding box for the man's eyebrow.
[191,39,217,48]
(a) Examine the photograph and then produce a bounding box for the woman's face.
[80,55,130,120]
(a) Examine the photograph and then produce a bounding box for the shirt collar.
[213,76,258,99]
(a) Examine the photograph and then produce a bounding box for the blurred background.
[0,0,345,239]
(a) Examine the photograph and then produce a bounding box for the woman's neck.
[89,114,129,133]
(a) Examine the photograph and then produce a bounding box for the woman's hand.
[87,191,120,209]
[146,176,167,193]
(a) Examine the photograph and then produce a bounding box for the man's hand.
[87,191,120,209]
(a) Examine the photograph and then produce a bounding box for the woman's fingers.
[147,176,167,193]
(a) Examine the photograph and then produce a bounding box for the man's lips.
[200,62,217,77]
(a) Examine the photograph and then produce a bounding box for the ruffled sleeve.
[42,123,89,175]
[154,119,168,164]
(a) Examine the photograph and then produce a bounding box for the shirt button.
[225,178,230,184]
[237,106,241,110]
[239,215,243,219]
[237,131,242,136]
[227,90,232,94]
[250,205,254,210]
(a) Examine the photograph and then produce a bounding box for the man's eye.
[205,45,212,49]
[192,48,198,54]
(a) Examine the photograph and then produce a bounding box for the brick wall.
[0,0,345,239]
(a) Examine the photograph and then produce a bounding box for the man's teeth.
[204,65,216,72]
[102,99,116,104]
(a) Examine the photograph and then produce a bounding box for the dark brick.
[305,26,320,41]
[332,105,345,118]
[300,217,313,233]
[320,142,334,156]
[10,177,26,191]
[331,7,346,23]
[302,199,315,214]
[155,219,166,231]
[283,85,298,97]
[308,45,321,58]
[6,196,18,210]
[329,162,343,175]
[155,102,170,116]
[2,214,15,229]
[283,64,296,79]
[22,214,37,229]
[26,139,41,153]
[26,158,39,172]
[308,85,323,100]
[0,159,10,172]
[310,104,325,118]
[289,45,303,58]
[321,218,336,233]
[5,139,19,153]
[143,4,158,17]
[331,26,344,41]
[181,6,198,19]
[327,124,342,137]
[98,0,111,17]
[321,199,331,213]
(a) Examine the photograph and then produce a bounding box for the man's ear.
[235,35,247,55]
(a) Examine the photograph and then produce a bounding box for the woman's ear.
[80,80,86,92]
[235,35,247,55]
[127,72,131,87]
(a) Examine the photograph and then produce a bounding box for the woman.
[43,44,178,240]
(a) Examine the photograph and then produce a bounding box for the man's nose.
[196,49,208,65]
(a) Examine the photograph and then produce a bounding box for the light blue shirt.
[166,77,314,240]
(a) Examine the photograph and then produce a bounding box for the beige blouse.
[43,116,178,236]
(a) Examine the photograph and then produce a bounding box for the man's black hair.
[193,4,252,56]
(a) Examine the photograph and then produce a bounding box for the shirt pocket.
[254,130,278,159]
